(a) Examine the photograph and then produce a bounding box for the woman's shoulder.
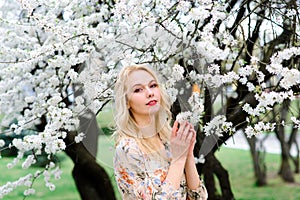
[115,137,140,152]
[114,137,144,164]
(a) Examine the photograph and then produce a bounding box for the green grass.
[96,102,115,132]
[96,134,122,200]
[216,147,300,200]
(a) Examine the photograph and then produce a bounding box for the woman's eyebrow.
[131,80,156,88]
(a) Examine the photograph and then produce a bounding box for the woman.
[113,65,208,200]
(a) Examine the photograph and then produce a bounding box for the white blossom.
[46,182,56,191]
[176,111,193,124]
[245,122,275,138]
[194,154,205,164]
[0,140,5,148]
[291,117,300,128]
[203,115,234,137]
[246,82,255,92]
[22,155,36,169]
[74,132,85,143]
[52,167,62,180]
[24,188,35,196]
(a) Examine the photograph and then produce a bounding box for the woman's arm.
[184,126,200,189]
[165,120,194,189]
[183,123,208,200]
[164,156,186,189]
[185,155,201,189]
[185,157,208,200]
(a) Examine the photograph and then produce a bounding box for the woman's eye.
[150,83,158,88]
[134,88,142,93]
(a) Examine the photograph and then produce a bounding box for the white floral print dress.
[114,137,208,200]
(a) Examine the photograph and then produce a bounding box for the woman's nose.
[146,87,154,97]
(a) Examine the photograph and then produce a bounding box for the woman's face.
[126,70,161,125]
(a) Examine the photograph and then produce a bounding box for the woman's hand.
[165,120,197,190]
[170,120,196,164]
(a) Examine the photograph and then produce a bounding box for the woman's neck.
[135,116,157,139]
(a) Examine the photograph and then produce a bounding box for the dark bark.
[287,101,300,173]
[245,135,267,186]
[74,88,99,158]
[64,131,116,200]
[273,100,295,183]
[288,126,300,173]
[275,125,295,182]
[201,153,219,200]
[202,152,234,200]
[225,83,269,187]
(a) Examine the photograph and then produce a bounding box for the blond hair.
[113,65,172,153]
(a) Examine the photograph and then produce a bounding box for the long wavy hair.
[113,65,172,152]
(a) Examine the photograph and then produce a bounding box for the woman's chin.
[148,104,160,114]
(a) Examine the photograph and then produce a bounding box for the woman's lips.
[146,100,157,106]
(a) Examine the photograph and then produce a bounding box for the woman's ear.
[126,100,130,109]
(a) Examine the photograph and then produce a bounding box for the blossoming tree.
[0,0,299,199]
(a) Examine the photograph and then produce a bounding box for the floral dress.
[114,137,208,200]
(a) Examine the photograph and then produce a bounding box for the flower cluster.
[266,47,300,89]
[291,117,300,129]
[245,122,276,138]
[0,174,33,198]
[243,90,294,116]
[203,115,234,137]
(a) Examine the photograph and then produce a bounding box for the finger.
[190,131,196,143]
[177,121,187,133]
[171,120,179,137]
[187,122,195,132]
[188,129,196,144]
[188,124,197,136]
[186,130,194,142]
[176,121,186,139]
[181,123,190,140]
[192,130,196,140]
[189,128,196,136]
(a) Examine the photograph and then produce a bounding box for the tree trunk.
[201,152,234,200]
[274,101,295,183]
[35,111,116,199]
[289,135,300,173]
[278,155,294,183]
[287,124,300,173]
[276,125,295,183]
[245,135,267,186]
[64,130,116,200]
[202,159,219,200]
[78,109,99,158]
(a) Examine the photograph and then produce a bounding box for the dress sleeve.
[113,138,182,199]
[187,179,208,200]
